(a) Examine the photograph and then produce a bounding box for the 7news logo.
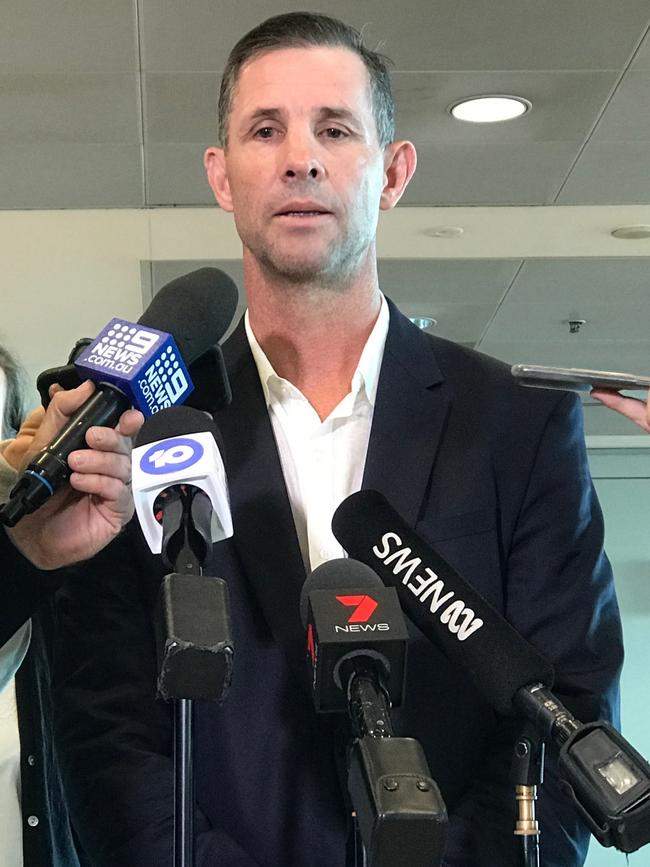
[334,594,390,633]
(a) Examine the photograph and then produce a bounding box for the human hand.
[591,388,650,434]
[6,380,144,568]
[3,404,46,471]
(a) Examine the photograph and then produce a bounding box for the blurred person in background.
[0,344,142,867]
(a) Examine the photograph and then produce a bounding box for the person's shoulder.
[425,333,574,412]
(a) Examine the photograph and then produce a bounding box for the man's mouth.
[275,203,332,218]
[279,210,328,217]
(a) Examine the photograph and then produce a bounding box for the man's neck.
[245,261,382,421]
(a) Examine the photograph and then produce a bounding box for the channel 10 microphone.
[133,405,234,703]
[131,405,232,557]
[333,490,650,854]
[0,268,238,527]
[299,558,408,716]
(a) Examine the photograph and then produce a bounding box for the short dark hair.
[0,345,26,439]
[218,12,395,148]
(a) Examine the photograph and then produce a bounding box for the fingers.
[591,389,650,433]
[117,408,145,439]
[68,448,132,485]
[27,380,97,453]
[84,409,144,452]
[68,470,134,513]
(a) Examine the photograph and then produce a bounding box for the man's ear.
[204,147,233,212]
[380,140,417,211]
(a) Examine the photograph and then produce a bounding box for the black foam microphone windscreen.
[139,267,239,363]
[332,489,555,716]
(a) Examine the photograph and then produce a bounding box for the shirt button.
[27,816,39,827]
[27,755,36,767]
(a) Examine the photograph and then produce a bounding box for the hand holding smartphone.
[511,364,650,393]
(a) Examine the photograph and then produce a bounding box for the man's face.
[207,46,392,286]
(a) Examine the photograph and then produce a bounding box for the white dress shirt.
[245,294,389,572]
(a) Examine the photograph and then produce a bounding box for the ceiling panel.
[481,301,650,344]
[145,143,213,206]
[0,143,144,209]
[502,259,650,305]
[144,73,219,143]
[401,141,579,205]
[394,71,618,144]
[138,0,650,71]
[630,27,650,69]
[377,258,520,305]
[556,142,650,204]
[478,337,650,377]
[0,74,141,144]
[1,0,138,73]
[590,71,650,141]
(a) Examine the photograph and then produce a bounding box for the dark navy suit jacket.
[51,303,623,866]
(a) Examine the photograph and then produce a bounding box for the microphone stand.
[158,486,234,867]
[510,723,545,867]
[342,659,447,867]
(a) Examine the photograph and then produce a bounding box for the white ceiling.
[2,2,650,437]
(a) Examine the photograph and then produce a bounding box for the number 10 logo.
[139,437,204,475]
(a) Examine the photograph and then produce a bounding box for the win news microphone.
[300,558,446,867]
[333,490,650,854]
[132,405,234,703]
[0,268,238,527]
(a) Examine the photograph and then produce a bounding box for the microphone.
[332,489,554,718]
[0,268,238,527]
[299,558,408,717]
[131,405,232,557]
[300,559,447,867]
[132,405,234,704]
[332,490,650,854]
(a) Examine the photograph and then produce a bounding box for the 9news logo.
[139,437,204,475]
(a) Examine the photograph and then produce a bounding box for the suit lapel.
[215,302,451,662]
[363,300,450,526]
[216,321,308,661]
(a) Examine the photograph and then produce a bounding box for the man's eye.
[322,127,347,139]
[254,127,275,139]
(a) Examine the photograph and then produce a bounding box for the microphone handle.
[0,384,129,526]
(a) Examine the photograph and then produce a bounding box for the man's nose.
[281,132,324,180]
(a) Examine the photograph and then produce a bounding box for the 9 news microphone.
[0,268,238,527]
[132,405,234,703]
[332,490,650,854]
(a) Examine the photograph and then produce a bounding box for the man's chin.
[260,253,339,285]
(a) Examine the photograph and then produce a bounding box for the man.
[0,353,143,867]
[51,13,622,866]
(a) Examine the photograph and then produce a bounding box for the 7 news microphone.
[332,490,650,854]
[131,405,234,703]
[300,558,447,867]
[0,267,238,527]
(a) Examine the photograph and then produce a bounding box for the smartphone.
[511,364,650,393]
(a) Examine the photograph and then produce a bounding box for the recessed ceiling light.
[610,225,650,240]
[449,95,531,123]
[409,317,437,330]
[422,226,465,239]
